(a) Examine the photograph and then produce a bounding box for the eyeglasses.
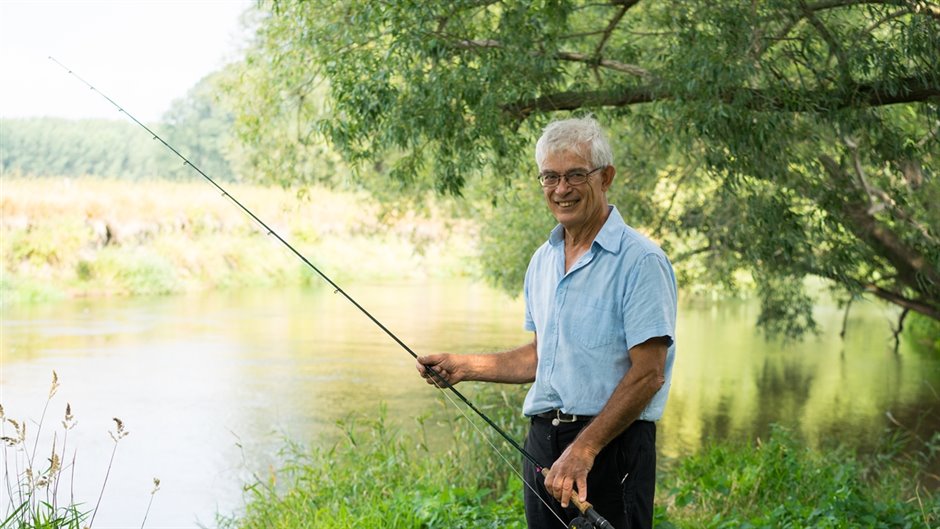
[538,166,604,188]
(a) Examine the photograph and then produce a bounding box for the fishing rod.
[51,57,614,529]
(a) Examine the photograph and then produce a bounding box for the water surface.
[2,280,937,527]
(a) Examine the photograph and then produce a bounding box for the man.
[417,117,677,529]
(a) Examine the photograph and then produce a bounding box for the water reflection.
[658,296,938,460]
[1,281,937,527]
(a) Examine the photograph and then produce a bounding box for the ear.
[600,165,615,192]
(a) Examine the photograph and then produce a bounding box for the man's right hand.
[416,354,467,386]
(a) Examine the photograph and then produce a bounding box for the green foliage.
[160,70,240,181]
[1,178,478,304]
[0,118,162,179]
[218,388,530,529]
[218,388,938,529]
[1,71,238,181]
[661,425,939,528]
[232,0,940,337]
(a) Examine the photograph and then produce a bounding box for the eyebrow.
[540,167,591,175]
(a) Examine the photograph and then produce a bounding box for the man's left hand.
[543,441,598,508]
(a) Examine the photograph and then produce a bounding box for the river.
[2,280,937,527]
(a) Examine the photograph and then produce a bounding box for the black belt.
[533,409,593,425]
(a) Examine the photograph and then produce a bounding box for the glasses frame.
[538,166,605,188]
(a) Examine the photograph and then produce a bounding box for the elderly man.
[417,116,676,529]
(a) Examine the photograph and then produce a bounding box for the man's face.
[539,149,613,232]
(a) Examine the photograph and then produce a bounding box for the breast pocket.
[573,305,622,349]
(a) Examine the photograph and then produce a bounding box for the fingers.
[577,475,587,503]
[544,446,594,508]
[415,354,453,385]
[544,469,577,508]
[559,476,574,508]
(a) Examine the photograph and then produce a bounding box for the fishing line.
[428,376,568,528]
[51,57,612,529]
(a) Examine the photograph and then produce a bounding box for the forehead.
[538,149,592,172]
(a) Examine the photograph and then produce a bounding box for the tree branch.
[450,38,651,78]
[865,284,940,320]
[503,74,939,117]
[554,51,651,77]
[593,0,639,59]
[819,154,940,295]
[892,307,909,353]
[752,0,927,60]
[801,3,853,85]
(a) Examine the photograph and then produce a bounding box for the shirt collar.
[548,205,625,254]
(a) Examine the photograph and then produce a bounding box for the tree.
[161,70,241,181]
[232,0,939,338]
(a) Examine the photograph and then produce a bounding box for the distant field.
[1,177,478,303]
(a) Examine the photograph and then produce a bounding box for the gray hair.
[535,116,613,169]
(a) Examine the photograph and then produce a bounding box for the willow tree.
[232,0,939,338]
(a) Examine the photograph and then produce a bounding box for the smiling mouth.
[556,200,578,208]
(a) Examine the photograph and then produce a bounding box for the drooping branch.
[819,155,940,295]
[593,0,639,59]
[503,74,939,117]
[450,38,651,78]
[554,51,651,77]
[753,0,935,59]
[892,307,909,352]
[865,284,940,320]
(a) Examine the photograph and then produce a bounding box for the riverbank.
[1,177,477,304]
[218,388,938,529]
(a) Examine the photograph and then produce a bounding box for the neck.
[563,205,610,249]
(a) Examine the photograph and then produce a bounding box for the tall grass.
[657,424,939,528]
[218,388,530,529]
[1,372,157,529]
[218,387,938,529]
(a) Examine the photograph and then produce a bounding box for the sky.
[0,0,254,122]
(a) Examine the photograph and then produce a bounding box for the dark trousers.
[522,418,656,529]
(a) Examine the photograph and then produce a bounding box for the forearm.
[573,340,667,456]
[463,338,537,384]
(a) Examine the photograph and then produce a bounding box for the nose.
[554,176,572,194]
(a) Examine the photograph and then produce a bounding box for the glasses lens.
[566,171,589,185]
[539,173,560,187]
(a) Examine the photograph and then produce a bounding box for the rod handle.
[539,468,616,529]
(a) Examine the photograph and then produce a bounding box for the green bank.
[1,177,476,304]
[216,389,938,529]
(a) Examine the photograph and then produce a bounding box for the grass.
[1,372,155,529]
[657,425,939,528]
[217,386,939,529]
[217,389,531,529]
[0,177,478,305]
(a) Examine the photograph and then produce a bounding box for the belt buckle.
[551,410,578,426]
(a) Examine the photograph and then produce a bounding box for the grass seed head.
[110,417,128,442]
[63,402,76,430]
[49,370,60,399]
[49,449,61,474]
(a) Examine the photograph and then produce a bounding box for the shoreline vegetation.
[1,176,478,305]
[217,387,938,529]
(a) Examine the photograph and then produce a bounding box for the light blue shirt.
[522,205,677,421]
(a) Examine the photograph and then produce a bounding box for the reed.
[1,372,159,529]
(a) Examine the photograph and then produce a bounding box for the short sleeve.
[622,253,677,350]
[523,260,536,331]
